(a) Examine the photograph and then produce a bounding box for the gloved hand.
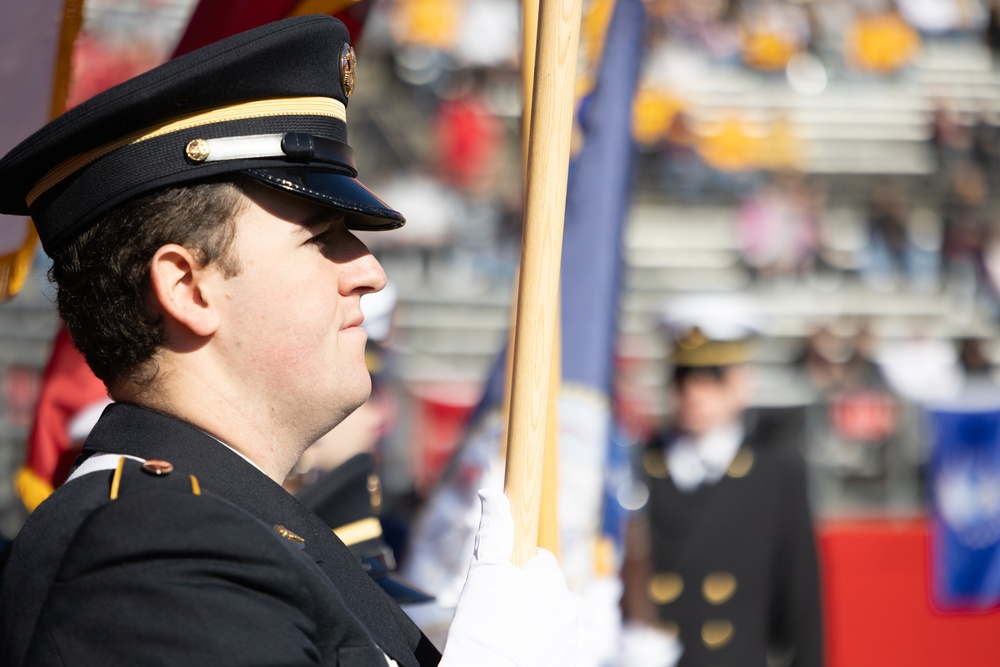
[578,575,623,667]
[618,622,683,667]
[439,487,581,666]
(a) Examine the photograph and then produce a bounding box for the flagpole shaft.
[504,0,582,568]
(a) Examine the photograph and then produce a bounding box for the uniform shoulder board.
[108,457,202,500]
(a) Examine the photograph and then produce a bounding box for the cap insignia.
[340,44,357,97]
[676,327,707,351]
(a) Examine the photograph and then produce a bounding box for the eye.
[309,229,334,245]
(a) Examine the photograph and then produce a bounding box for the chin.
[678,418,712,435]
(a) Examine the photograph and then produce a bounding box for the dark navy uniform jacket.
[0,403,441,667]
[639,432,824,667]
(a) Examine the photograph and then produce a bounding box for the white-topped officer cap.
[659,293,761,367]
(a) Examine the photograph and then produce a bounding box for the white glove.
[618,622,683,667]
[439,487,581,666]
[578,576,623,667]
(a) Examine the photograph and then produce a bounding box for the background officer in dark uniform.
[0,15,578,666]
[622,296,824,667]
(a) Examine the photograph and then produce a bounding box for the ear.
[148,244,221,337]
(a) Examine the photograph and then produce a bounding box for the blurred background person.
[621,295,823,667]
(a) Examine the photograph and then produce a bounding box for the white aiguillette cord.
[65,452,145,483]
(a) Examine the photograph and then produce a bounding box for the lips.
[342,313,365,330]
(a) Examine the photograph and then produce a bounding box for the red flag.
[173,0,370,57]
[17,326,109,511]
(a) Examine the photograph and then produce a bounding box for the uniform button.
[642,450,668,479]
[726,448,754,478]
[702,619,734,650]
[649,572,683,604]
[142,459,174,475]
[703,572,737,605]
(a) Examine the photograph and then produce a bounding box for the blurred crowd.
[17,0,1000,525]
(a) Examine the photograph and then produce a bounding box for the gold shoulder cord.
[109,457,126,501]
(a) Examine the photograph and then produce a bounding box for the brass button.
[643,449,668,479]
[648,572,683,604]
[726,448,754,478]
[367,473,382,512]
[703,572,737,605]
[702,619,734,649]
[141,459,174,475]
[185,138,210,162]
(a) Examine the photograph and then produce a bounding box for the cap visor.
[244,167,405,231]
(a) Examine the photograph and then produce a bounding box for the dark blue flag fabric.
[400,0,645,655]
[929,407,1000,611]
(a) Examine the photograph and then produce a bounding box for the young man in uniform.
[622,297,823,667]
[0,15,579,666]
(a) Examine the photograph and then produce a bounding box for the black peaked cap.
[0,14,404,254]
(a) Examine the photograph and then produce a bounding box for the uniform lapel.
[83,403,423,667]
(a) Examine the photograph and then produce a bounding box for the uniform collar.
[667,422,744,492]
[82,402,427,667]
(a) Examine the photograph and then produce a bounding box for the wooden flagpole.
[504,0,582,568]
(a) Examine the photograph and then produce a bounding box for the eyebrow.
[300,209,345,230]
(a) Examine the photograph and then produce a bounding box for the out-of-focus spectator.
[756,113,806,173]
[941,161,990,296]
[660,0,741,62]
[862,177,935,290]
[877,329,964,404]
[801,321,900,479]
[388,0,462,51]
[977,214,1000,310]
[898,0,986,38]
[433,73,503,195]
[929,99,973,171]
[971,108,1000,188]
[801,321,883,399]
[986,0,1000,66]
[736,171,819,280]
[633,87,687,149]
[844,5,921,74]
[697,112,761,174]
[738,1,810,71]
[657,108,713,200]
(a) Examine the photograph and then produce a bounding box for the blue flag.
[556,0,645,577]
[929,407,1000,611]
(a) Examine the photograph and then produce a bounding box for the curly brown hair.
[48,178,250,391]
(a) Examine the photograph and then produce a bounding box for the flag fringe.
[16,464,55,513]
[0,225,38,302]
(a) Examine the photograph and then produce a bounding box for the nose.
[356,253,387,296]
[342,233,387,297]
